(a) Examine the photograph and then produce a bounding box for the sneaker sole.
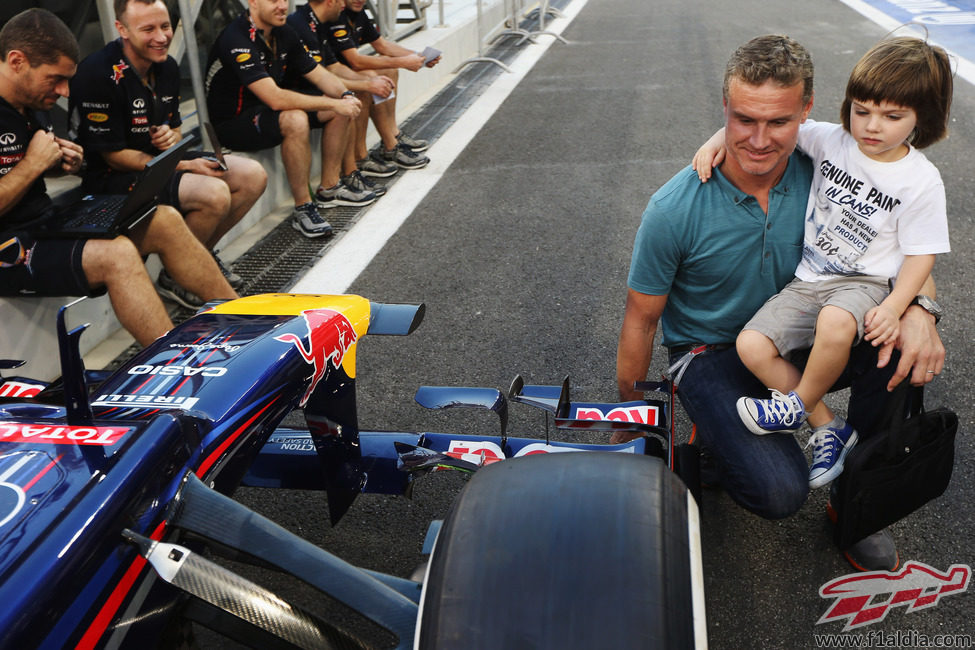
[291,219,333,239]
[156,286,204,311]
[359,166,398,178]
[808,430,859,488]
[391,158,429,170]
[314,195,378,209]
[401,142,429,153]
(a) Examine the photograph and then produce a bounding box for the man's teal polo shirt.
[627,152,812,348]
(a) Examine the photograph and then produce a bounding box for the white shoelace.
[761,389,802,426]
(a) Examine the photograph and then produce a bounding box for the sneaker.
[380,143,429,170]
[211,250,243,290]
[396,131,429,152]
[314,179,376,209]
[845,529,899,572]
[291,202,333,238]
[358,156,398,178]
[156,269,204,310]
[343,170,385,198]
[736,390,806,435]
[807,421,858,488]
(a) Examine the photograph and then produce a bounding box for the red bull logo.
[818,561,971,630]
[111,60,128,84]
[275,309,358,406]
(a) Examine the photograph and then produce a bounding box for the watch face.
[917,295,944,321]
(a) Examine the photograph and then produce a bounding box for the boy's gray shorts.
[742,275,890,356]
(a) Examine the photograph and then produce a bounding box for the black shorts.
[0,232,96,297]
[214,104,324,153]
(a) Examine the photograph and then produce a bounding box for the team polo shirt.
[627,152,812,348]
[0,97,54,228]
[69,39,182,187]
[206,11,319,121]
[287,4,340,68]
[324,8,380,66]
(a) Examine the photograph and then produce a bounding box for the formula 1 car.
[0,293,706,649]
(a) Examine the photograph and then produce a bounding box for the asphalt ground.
[211,0,975,647]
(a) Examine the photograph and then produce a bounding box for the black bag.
[833,384,957,550]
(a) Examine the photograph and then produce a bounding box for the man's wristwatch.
[911,295,943,324]
[341,90,355,98]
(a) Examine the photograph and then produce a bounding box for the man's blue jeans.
[670,343,896,519]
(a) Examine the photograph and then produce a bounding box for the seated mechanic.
[288,0,399,185]
[0,9,237,347]
[322,0,436,171]
[206,0,374,240]
[69,0,268,309]
[616,35,945,572]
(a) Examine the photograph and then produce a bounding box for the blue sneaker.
[807,421,858,488]
[736,390,806,435]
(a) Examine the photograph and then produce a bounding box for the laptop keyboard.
[62,195,128,228]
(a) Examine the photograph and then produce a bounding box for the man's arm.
[616,288,668,401]
[340,37,424,72]
[325,61,394,97]
[304,64,352,100]
[242,76,358,118]
[878,274,945,389]
[0,131,62,218]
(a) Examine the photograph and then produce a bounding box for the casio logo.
[128,365,227,376]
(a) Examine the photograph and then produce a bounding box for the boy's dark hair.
[0,8,79,66]
[724,34,814,106]
[841,37,953,149]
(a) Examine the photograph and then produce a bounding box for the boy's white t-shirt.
[794,120,950,282]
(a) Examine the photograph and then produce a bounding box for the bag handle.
[881,383,925,461]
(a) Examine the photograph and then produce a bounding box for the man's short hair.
[723,34,814,106]
[0,8,79,65]
[114,0,159,23]
[840,37,953,150]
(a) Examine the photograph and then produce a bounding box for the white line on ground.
[289,0,590,294]
[834,0,975,85]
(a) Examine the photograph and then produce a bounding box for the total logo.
[446,439,636,465]
[0,422,131,446]
[128,365,227,376]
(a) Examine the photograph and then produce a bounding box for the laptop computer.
[203,122,228,171]
[36,135,194,239]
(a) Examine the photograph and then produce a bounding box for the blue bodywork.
[0,293,671,649]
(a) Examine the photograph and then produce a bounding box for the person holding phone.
[69,0,267,308]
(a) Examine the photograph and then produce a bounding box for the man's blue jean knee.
[671,342,898,520]
[672,347,808,519]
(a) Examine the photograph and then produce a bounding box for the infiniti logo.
[0,134,15,145]
[133,98,145,109]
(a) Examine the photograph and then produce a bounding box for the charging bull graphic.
[275,309,358,407]
[818,561,970,631]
